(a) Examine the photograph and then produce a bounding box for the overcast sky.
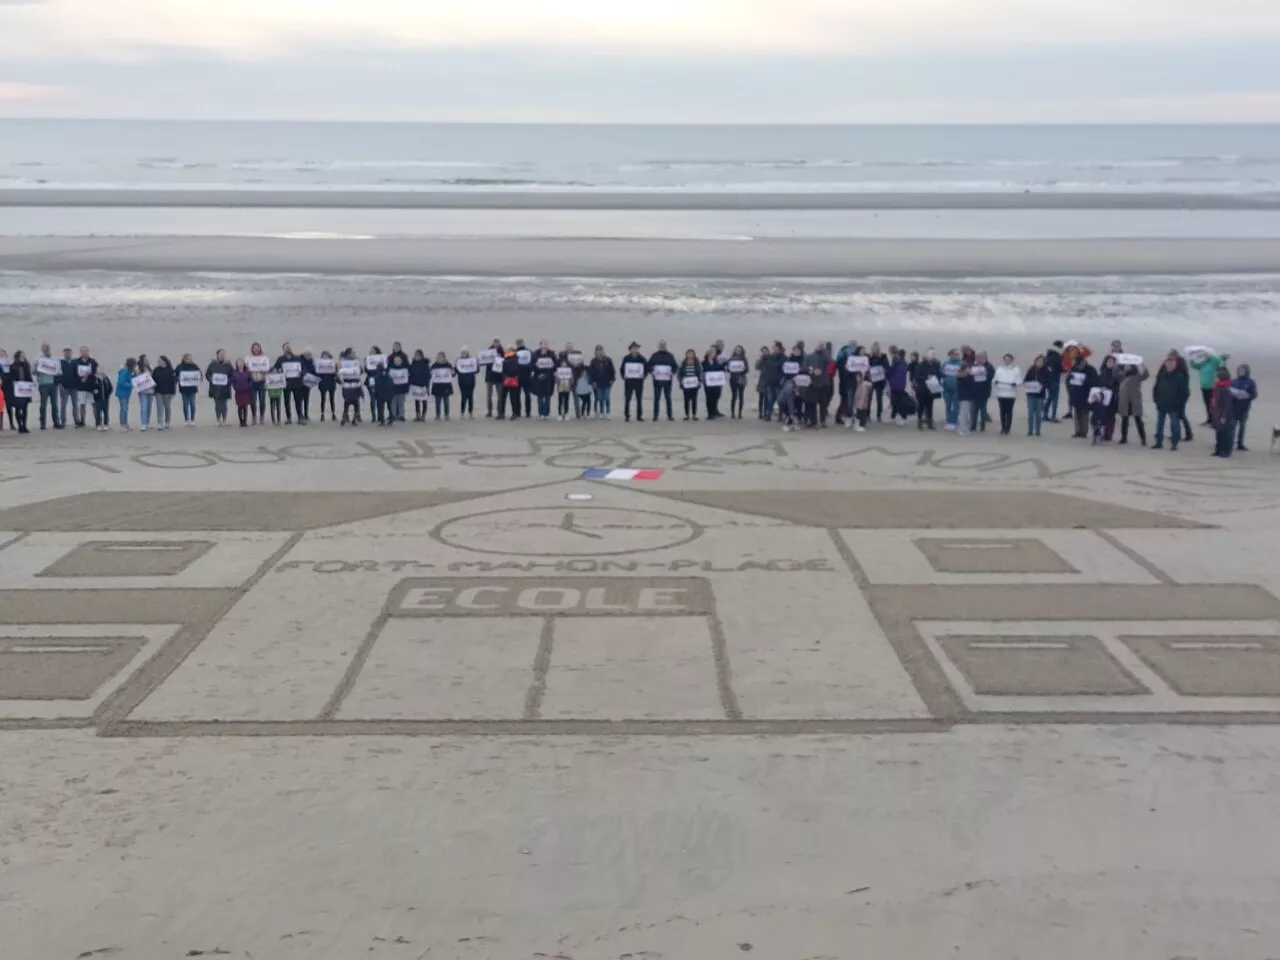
[2,0,1279,122]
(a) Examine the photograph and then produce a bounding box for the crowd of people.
[0,336,1260,457]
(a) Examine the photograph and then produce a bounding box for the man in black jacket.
[648,339,677,422]
[58,346,79,427]
[484,338,504,417]
[1066,354,1099,439]
[274,342,306,424]
[1044,341,1064,421]
[1152,353,1190,450]
[514,339,534,417]
[620,342,647,422]
[70,345,98,429]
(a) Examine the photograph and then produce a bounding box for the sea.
[3,121,1280,353]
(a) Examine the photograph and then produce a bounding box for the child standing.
[555,354,573,421]
[267,375,284,425]
[853,376,872,433]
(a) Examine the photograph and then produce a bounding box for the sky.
[2,0,1279,122]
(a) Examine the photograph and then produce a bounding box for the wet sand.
[6,234,1280,277]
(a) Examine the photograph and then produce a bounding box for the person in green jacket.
[1189,349,1229,425]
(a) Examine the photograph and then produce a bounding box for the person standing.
[621,342,647,422]
[92,366,113,431]
[58,346,77,428]
[588,345,615,419]
[1023,355,1050,436]
[531,340,557,420]
[887,349,910,425]
[955,362,978,437]
[73,346,99,430]
[175,353,201,425]
[940,349,962,430]
[34,343,62,430]
[1230,363,1258,452]
[1043,341,1064,422]
[387,353,410,423]
[430,352,455,420]
[455,348,478,419]
[514,338,534,418]
[1066,353,1098,439]
[678,349,703,420]
[115,357,136,432]
[315,351,338,422]
[992,353,1022,436]
[867,342,889,422]
[1210,367,1236,458]
[725,345,749,420]
[555,352,574,421]
[912,348,941,431]
[408,349,431,421]
[153,355,176,430]
[702,347,725,420]
[1151,354,1189,451]
[205,349,234,426]
[7,351,32,434]
[247,342,268,425]
[274,342,303,425]
[499,349,521,421]
[339,349,364,426]
[1116,363,1149,446]
[648,340,677,422]
[1190,348,1229,425]
[134,354,156,431]
[1097,355,1120,441]
[484,338,504,417]
[232,359,253,427]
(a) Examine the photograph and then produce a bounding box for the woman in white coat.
[992,353,1023,436]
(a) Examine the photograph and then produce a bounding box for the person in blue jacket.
[115,358,136,431]
[1230,363,1258,452]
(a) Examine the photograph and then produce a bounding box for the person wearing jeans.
[1023,355,1049,436]
[1151,355,1189,450]
[1230,364,1258,451]
[115,358,136,431]
[940,349,962,430]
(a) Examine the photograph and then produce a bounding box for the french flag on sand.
[581,467,664,481]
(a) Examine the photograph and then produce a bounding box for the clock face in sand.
[432,507,700,557]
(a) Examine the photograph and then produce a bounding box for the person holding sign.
[409,349,432,421]
[386,353,409,423]
[455,348,479,418]
[176,353,201,425]
[274,342,304,425]
[246,342,270,424]
[35,343,62,430]
[265,369,286,425]
[73,346,99,430]
[1023,355,1050,436]
[514,338,534,417]
[206,349,234,426]
[152,355,176,430]
[867,343,890,422]
[648,340,677,422]
[297,349,318,423]
[726,345,749,419]
[339,348,364,426]
[531,340,557,420]
[992,353,1022,436]
[621,342,647,423]
[1115,362,1149,446]
[678,349,702,420]
[429,352,454,420]
[313,351,337,422]
[134,354,158,431]
[1066,353,1099,439]
[483,338,504,418]
[114,357,136,431]
[912,348,941,431]
[702,347,726,420]
[554,352,574,420]
[6,351,32,434]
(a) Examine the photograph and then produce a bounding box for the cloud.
[4,0,1280,61]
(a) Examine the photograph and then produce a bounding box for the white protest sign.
[0,357,9,373]
[365,354,386,371]
[1024,380,1043,394]
[556,367,572,382]
[410,384,429,399]
[281,361,302,379]
[1069,371,1087,386]
[265,372,285,390]
[728,359,747,374]
[478,349,497,365]
[77,364,92,379]
[567,352,583,367]
[492,358,505,375]
[970,367,987,383]
[131,373,155,393]
[795,373,812,388]
[536,356,555,370]
[681,376,699,390]
[704,370,726,388]
[652,365,672,382]
[1185,345,1212,358]
[210,372,229,387]
[455,357,478,375]
[925,375,942,395]
[313,357,336,375]
[516,349,532,365]
[36,357,60,377]
[179,370,201,388]
[303,373,321,388]
[1112,353,1144,367]
[430,367,452,385]
[13,381,34,399]
[623,362,645,379]
[782,360,800,376]
[846,355,869,374]
[246,356,270,373]
[340,360,360,376]
[390,368,409,385]
[868,366,886,383]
